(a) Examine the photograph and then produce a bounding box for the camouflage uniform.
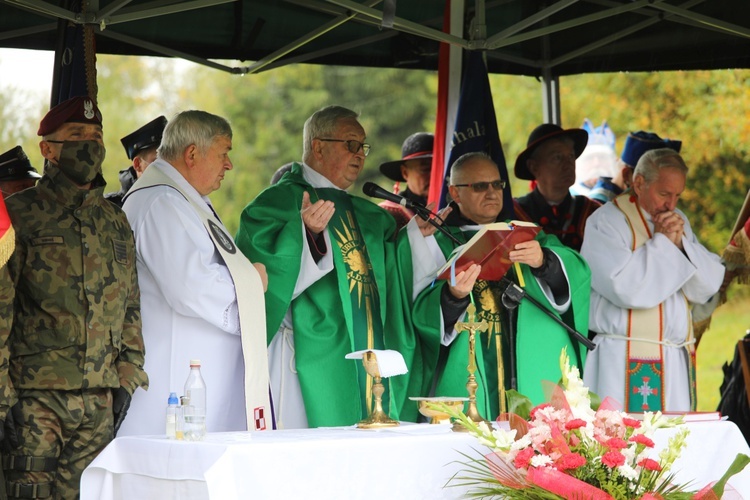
[2,159,148,499]
[0,264,14,500]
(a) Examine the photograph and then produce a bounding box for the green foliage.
[505,389,532,420]
[1,54,748,252]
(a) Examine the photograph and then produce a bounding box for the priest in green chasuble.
[399,152,591,418]
[236,106,421,428]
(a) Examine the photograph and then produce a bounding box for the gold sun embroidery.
[334,213,376,307]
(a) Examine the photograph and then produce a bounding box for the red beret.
[37,96,103,136]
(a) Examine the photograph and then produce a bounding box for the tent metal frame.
[2,0,749,122]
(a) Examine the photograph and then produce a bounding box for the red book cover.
[436,221,540,282]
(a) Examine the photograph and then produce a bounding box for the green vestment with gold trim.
[235,163,420,427]
[398,224,591,418]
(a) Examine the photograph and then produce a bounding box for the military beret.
[0,146,41,181]
[621,131,682,168]
[121,116,168,160]
[37,96,103,136]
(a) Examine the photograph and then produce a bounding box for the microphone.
[362,182,426,211]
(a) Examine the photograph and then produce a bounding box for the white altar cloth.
[81,421,750,499]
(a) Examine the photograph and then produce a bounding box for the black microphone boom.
[362,182,424,210]
[362,182,462,246]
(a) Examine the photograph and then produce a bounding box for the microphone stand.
[411,205,463,246]
[498,275,592,377]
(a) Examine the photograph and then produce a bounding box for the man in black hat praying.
[513,123,601,252]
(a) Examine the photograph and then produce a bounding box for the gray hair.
[449,152,496,184]
[158,110,232,162]
[633,148,688,184]
[302,106,358,163]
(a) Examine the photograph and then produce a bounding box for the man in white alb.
[119,110,271,435]
[581,148,724,412]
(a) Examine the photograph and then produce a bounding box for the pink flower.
[605,437,627,450]
[530,403,552,420]
[564,419,587,431]
[557,452,586,470]
[638,458,662,472]
[623,417,641,428]
[629,434,655,448]
[601,450,626,468]
[513,447,535,469]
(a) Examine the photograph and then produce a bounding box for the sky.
[0,48,55,101]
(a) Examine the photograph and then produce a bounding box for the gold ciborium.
[357,351,400,429]
[410,397,468,424]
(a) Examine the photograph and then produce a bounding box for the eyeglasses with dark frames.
[316,138,371,157]
[452,179,507,192]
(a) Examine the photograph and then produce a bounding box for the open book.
[436,221,540,282]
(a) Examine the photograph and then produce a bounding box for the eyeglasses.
[317,138,371,157]
[452,179,507,192]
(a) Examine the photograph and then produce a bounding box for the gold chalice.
[410,397,469,424]
[357,351,400,429]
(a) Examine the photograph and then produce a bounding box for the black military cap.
[0,146,42,181]
[121,116,168,160]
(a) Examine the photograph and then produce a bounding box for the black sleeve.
[440,282,471,333]
[305,227,327,263]
[530,248,569,305]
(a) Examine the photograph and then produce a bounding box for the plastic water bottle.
[183,359,207,441]
[166,392,180,439]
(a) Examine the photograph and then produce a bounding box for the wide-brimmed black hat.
[121,116,168,160]
[0,146,41,182]
[379,132,434,181]
[514,124,588,180]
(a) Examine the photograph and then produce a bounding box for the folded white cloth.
[345,349,408,378]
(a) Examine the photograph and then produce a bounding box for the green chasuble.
[235,163,421,427]
[398,223,591,418]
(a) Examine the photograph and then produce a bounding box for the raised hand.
[416,203,453,237]
[301,191,335,236]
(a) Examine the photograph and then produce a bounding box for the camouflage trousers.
[2,389,113,499]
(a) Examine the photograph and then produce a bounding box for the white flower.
[617,463,638,481]
[477,436,495,448]
[476,421,493,436]
[530,454,554,468]
[511,434,532,451]
[492,428,517,449]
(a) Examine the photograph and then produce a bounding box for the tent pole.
[540,70,560,125]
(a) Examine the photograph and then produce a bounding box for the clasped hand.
[653,211,684,249]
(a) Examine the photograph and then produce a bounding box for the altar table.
[81,420,750,499]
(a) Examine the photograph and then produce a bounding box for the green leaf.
[505,390,532,420]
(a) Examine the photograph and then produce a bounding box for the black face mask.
[55,140,105,185]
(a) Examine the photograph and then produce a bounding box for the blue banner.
[441,51,513,219]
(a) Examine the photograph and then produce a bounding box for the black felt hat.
[379,132,434,181]
[121,116,168,160]
[0,146,41,181]
[514,124,588,181]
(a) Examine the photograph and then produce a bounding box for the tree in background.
[1,54,748,249]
